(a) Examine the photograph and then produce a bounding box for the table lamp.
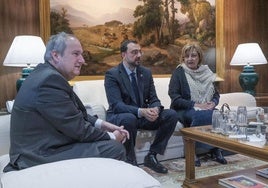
[230,43,267,96]
[3,35,46,91]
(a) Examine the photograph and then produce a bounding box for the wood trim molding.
[39,0,50,43]
[216,0,225,79]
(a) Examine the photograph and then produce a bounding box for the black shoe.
[126,157,138,167]
[126,156,139,166]
[144,154,168,174]
[212,148,227,164]
[195,156,201,167]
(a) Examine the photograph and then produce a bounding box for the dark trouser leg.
[139,109,177,155]
[184,109,214,152]
[107,113,138,164]
[37,140,126,165]
[141,109,177,174]
[96,140,127,161]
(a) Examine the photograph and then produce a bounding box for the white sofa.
[0,114,161,188]
[0,77,259,188]
[72,77,259,163]
[73,78,185,164]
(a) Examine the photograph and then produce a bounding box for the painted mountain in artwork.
[51,4,135,27]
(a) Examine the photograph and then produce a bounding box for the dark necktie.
[130,72,140,106]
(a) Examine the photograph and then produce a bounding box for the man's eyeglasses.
[130,50,143,55]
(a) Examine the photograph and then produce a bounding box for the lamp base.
[239,65,259,96]
[16,67,34,91]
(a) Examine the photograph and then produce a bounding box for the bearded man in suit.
[104,40,177,174]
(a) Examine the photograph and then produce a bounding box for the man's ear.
[51,51,60,63]
[121,52,126,59]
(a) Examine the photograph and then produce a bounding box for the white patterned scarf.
[182,63,216,103]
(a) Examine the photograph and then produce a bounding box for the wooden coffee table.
[180,125,268,188]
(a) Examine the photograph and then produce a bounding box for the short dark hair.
[120,40,137,53]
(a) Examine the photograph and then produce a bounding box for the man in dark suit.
[4,32,129,172]
[104,40,177,174]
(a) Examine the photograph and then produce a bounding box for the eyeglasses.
[130,49,143,55]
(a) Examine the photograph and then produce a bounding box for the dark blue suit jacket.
[104,63,163,118]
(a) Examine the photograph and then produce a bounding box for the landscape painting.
[50,0,216,76]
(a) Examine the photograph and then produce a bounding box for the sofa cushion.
[0,156,160,188]
[153,77,171,109]
[73,80,108,109]
[0,155,9,178]
[217,92,257,107]
[84,103,107,120]
[216,92,258,119]
[0,115,10,156]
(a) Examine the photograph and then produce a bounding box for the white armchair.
[216,92,259,119]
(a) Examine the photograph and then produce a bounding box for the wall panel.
[219,0,268,95]
[0,0,40,108]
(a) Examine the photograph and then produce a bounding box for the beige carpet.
[141,154,268,188]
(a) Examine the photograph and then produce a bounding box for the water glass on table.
[237,106,247,126]
[256,107,268,124]
[256,108,265,122]
[212,109,224,134]
[236,106,248,137]
[256,107,268,138]
[224,110,238,135]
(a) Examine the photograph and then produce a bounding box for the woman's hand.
[206,101,216,109]
[194,101,215,110]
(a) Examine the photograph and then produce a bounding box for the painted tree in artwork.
[133,0,163,45]
[50,7,73,35]
[133,0,214,46]
[163,0,179,44]
[177,0,215,44]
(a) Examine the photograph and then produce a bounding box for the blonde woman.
[168,43,226,167]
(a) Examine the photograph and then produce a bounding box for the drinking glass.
[236,106,247,127]
[211,109,223,133]
[224,110,238,135]
[255,107,268,140]
[262,107,268,137]
[236,106,248,138]
[256,107,268,125]
[256,108,265,122]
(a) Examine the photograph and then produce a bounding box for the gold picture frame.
[39,0,225,81]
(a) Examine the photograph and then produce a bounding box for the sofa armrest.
[72,80,109,109]
[218,92,257,107]
[0,158,160,188]
[84,103,107,120]
[0,115,11,156]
